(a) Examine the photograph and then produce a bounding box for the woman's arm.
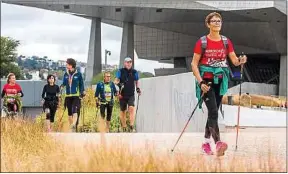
[17,84,24,97]
[41,85,46,99]
[191,53,203,84]
[228,52,241,66]
[95,83,100,98]
[19,90,24,97]
[228,52,247,67]
[191,53,210,93]
[1,89,5,98]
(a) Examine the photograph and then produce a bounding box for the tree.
[0,63,23,80]
[0,36,24,79]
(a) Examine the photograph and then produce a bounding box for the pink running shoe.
[47,128,52,133]
[202,143,213,155]
[216,141,228,156]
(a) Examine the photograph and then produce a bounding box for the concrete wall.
[222,105,286,127]
[227,82,278,96]
[154,68,187,76]
[136,72,284,132]
[22,107,43,119]
[136,72,225,132]
[279,55,287,97]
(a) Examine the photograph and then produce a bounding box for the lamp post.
[105,49,111,70]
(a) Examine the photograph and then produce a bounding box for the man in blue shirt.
[114,57,141,132]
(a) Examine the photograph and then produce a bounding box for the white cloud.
[1,3,173,74]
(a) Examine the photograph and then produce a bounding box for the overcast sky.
[1,3,173,74]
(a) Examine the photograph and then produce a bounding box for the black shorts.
[43,100,57,123]
[43,100,58,109]
[119,95,135,111]
[65,96,81,116]
[100,103,113,121]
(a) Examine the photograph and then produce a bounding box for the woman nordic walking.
[41,74,60,132]
[1,73,24,116]
[191,12,247,156]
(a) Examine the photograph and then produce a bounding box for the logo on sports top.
[205,49,228,67]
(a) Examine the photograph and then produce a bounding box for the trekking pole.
[134,94,140,131]
[95,105,99,132]
[56,88,66,132]
[78,96,86,132]
[235,52,245,151]
[81,99,84,132]
[116,99,120,133]
[219,103,224,119]
[171,82,211,152]
[82,99,84,127]
[118,85,124,133]
[135,94,140,117]
[57,107,66,132]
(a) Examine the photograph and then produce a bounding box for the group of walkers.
[40,57,141,133]
[1,57,141,134]
[1,12,248,156]
[95,57,141,133]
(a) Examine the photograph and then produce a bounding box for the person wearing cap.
[114,57,141,132]
[61,58,85,132]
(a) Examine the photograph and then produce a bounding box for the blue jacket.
[95,81,117,104]
[62,70,84,97]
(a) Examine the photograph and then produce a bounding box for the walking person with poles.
[41,74,60,132]
[1,73,24,118]
[114,57,141,132]
[60,58,85,132]
[191,12,247,156]
[95,71,118,133]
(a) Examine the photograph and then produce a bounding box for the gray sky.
[1,3,173,74]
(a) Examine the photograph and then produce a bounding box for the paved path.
[50,128,286,160]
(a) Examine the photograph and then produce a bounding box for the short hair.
[7,73,15,84]
[205,12,222,27]
[103,71,111,77]
[66,58,76,68]
[47,74,56,84]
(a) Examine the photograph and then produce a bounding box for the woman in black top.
[41,74,60,132]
